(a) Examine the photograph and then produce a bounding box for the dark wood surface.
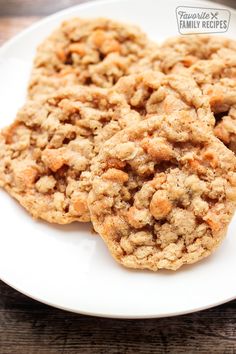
[0,0,236,353]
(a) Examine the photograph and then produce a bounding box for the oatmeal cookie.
[128,35,236,76]
[214,105,236,153]
[88,113,236,271]
[157,35,236,74]
[28,17,156,98]
[154,35,236,154]
[0,86,140,224]
[185,54,236,153]
[114,71,215,126]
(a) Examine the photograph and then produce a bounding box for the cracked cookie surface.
[0,86,140,224]
[113,71,215,126]
[88,113,236,271]
[157,35,236,74]
[156,35,236,154]
[28,17,156,99]
[184,55,236,154]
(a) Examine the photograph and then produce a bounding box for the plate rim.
[1,0,236,319]
[1,275,235,319]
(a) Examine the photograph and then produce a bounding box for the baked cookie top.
[179,45,236,154]
[157,35,236,73]
[28,17,155,98]
[88,113,236,271]
[127,37,236,154]
[114,71,215,126]
[151,35,236,155]
[129,35,236,76]
[0,86,140,224]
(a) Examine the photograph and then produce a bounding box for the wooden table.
[0,1,236,352]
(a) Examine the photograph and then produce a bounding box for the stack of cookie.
[1,18,236,271]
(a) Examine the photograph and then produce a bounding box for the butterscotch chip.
[28,17,156,99]
[0,86,141,224]
[150,190,172,220]
[88,113,236,271]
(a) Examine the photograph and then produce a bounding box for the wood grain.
[0,17,40,45]
[0,1,236,353]
[0,0,93,16]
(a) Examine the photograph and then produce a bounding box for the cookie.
[157,35,236,74]
[88,113,236,271]
[185,54,236,154]
[214,105,236,154]
[155,35,236,153]
[0,86,140,224]
[113,71,215,127]
[28,17,156,99]
[127,35,236,76]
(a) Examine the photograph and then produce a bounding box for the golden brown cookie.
[158,35,236,74]
[28,17,156,99]
[113,71,215,127]
[88,113,236,271]
[186,55,236,154]
[156,35,236,154]
[0,86,140,224]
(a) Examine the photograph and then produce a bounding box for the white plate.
[0,0,236,319]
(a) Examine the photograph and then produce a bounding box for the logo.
[176,6,231,34]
